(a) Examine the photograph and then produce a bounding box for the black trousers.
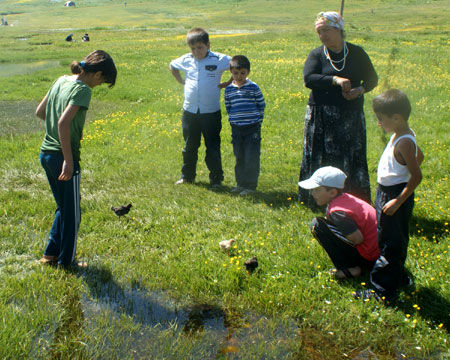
[370,183,414,300]
[180,110,223,184]
[311,217,374,271]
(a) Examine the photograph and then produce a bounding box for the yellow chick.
[219,239,235,251]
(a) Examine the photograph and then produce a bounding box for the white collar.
[231,79,250,88]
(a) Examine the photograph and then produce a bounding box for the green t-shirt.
[40,75,92,161]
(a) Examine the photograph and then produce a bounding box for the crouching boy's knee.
[310,217,321,232]
[310,217,329,238]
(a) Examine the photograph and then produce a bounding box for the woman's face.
[316,25,342,50]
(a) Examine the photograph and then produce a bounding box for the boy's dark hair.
[229,55,251,71]
[186,28,209,45]
[372,89,411,121]
[324,186,343,196]
[71,50,117,88]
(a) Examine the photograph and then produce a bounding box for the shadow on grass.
[339,272,450,331]
[394,286,450,331]
[47,277,85,359]
[193,181,299,209]
[410,214,450,243]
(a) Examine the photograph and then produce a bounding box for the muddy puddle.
[81,281,299,358]
[0,60,59,78]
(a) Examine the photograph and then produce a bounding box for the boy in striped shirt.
[224,55,265,195]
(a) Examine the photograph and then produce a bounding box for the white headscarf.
[315,11,345,31]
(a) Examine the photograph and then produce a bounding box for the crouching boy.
[299,166,380,280]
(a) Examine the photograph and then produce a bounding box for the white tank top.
[377,133,417,186]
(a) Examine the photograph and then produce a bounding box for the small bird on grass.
[244,256,258,273]
[111,203,132,218]
[219,239,235,251]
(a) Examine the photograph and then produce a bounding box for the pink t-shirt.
[327,193,380,261]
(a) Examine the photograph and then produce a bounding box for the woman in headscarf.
[298,11,378,207]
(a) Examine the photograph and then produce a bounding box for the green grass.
[1,0,450,358]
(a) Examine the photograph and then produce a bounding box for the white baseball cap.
[298,166,347,189]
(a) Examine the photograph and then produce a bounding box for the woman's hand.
[333,76,351,93]
[342,86,364,101]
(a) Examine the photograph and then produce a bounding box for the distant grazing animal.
[111,203,132,218]
[219,239,235,251]
[244,256,258,273]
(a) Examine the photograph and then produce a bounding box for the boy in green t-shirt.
[36,50,117,268]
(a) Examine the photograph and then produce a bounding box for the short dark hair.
[372,89,411,121]
[186,28,209,45]
[229,55,251,71]
[323,186,343,195]
[71,50,117,88]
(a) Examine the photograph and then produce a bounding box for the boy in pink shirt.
[299,166,380,280]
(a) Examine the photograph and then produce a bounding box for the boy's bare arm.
[218,76,233,89]
[169,65,185,85]
[416,144,424,166]
[382,139,422,216]
[58,104,80,181]
[36,95,49,120]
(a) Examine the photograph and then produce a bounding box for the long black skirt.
[298,104,371,207]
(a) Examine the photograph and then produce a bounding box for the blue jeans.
[181,110,223,184]
[231,122,261,190]
[370,183,414,300]
[40,152,81,266]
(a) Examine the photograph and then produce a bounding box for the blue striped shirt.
[224,80,265,126]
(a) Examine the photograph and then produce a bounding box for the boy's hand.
[382,199,401,216]
[58,160,73,181]
[169,66,185,85]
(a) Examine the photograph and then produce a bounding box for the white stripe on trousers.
[71,171,81,263]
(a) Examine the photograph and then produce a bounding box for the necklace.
[323,42,348,72]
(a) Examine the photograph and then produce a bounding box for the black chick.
[111,203,132,218]
[244,256,258,273]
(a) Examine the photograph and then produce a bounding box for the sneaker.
[230,186,244,194]
[353,289,383,302]
[175,178,193,185]
[211,183,222,191]
[239,188,256,196]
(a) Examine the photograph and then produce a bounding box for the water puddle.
[0,60,59,78]
[81,280,299,358]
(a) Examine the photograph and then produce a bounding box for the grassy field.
[1,0,450,358]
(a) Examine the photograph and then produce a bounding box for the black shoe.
[210,182,222,191]
[400,273,414,288]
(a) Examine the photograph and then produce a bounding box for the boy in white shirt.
[355,89,424,302]
[169,28,231,189]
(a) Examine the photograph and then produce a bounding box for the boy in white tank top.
[354,89,424,302]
